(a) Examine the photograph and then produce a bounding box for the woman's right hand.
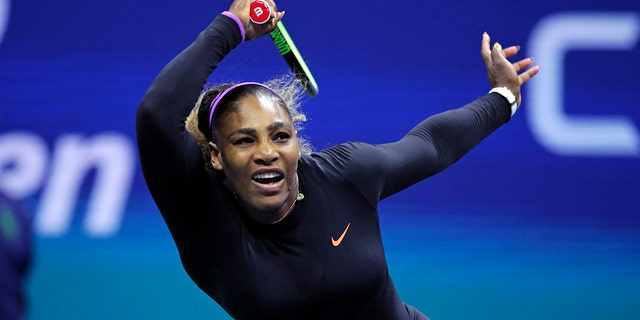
[228,0,285,41]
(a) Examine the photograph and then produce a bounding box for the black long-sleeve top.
[136,14,511,320]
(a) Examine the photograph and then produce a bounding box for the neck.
[269,192,301,224]
[269,173,303,224]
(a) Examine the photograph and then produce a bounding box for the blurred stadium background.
[1,0,638,319]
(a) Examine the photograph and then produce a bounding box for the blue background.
[1,0,639,319]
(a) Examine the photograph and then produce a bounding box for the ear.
[208,142,223,171]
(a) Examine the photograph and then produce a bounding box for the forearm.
[378,93,511,197]
[320,93,511,202]
[407,92,511,169]
[135,14,243,209]
[136,14,243,134]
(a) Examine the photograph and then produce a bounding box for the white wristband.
[489,87,518,117]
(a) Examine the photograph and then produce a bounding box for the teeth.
[254,172,281,180]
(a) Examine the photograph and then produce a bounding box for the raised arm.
[328,33,539,201]
[136,14,244,185]
[135,1,284,208]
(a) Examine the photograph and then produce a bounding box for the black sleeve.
[135,15,242,226]
[321,93,511,204]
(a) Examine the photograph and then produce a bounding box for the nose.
[254,141,278,164]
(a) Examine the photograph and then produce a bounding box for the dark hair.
[185,76,311,172]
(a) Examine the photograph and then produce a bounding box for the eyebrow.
[226,128,257,140]
[226,122,291,140]
[267,122,288,131]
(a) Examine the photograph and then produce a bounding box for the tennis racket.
[250,1,319,97]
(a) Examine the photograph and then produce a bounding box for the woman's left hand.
[481,32,540,107]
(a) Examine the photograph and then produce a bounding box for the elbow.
[135,96,164,146]
[136,84,169,132]
[136,99,154,133]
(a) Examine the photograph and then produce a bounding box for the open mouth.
[252,171,284,184]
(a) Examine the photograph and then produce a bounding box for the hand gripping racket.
[250,1,319,97]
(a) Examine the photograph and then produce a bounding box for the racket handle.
[249,0,271,24]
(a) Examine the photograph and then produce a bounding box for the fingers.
[512,57,534,73]
[483,32,540,77]
[253,0,283,29]
[501,45,520,59]
[262,10,284,33]
[513,56,540,85]
[519,65,541,85]
[491,41,508,62]
[266,0,278,13]
[238,0,285,40]
[481,32,492,66]
[483,32,521,61]
[258,0,280,21]
[272,11,285,27]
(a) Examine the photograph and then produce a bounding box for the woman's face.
[210,94,301,223]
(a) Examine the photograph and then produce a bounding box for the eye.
[233,137,254,146]
[273,132,291,143]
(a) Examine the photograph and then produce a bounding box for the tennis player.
[136,0,539,318]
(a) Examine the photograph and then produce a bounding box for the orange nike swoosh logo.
[331,222,351,247]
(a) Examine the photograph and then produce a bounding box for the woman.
[136,0,539,319]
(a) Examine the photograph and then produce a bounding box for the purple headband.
[208,82,280,127]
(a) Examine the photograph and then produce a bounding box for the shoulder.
[298,141,381,178]
[301,142,368,166]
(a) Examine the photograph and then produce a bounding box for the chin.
[258,198,285,212]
